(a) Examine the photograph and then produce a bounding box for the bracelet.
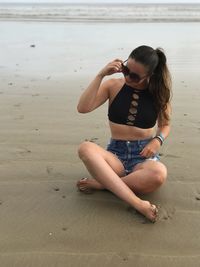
[153,135,164,146]
[159,132,165,141]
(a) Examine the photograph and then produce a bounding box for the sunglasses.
[121,59,149,83]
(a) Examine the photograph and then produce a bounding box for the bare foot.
[76,179,158,222]
[136,200,158,223]
[76,178,105,194]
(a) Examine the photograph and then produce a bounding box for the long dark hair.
[129,45,172,125]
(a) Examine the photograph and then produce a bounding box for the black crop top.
[108,83,158,129]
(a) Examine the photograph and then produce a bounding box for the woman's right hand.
[98,59,123,78]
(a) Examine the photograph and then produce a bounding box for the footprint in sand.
[158,205,176,221]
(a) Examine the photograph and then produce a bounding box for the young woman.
[76,45,172,222]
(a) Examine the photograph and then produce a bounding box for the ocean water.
[0,3,200,22]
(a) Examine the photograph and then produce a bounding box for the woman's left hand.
[139,138,161,158]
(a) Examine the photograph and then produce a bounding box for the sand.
[0,21,200,266]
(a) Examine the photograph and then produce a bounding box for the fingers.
[110,59,123,72]
[102,60,123,75]
[99,59,123,77]
[140,140,160,158]
[140,147,155,158]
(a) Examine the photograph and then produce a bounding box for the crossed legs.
[77,141,167,222]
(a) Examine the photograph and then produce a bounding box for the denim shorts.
[107,138,160,175]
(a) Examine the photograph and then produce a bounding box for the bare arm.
[77,74,108,113]
[156,103,172,139]
[77,59,123,113]
[140,103,171,158]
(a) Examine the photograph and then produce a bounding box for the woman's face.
[122,58,150,87]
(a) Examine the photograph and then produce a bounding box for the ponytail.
[129,45,172,125]
[149,47,172,125]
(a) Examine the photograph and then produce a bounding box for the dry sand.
[0,21,200,266]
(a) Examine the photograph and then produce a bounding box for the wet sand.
[0,21,200,266]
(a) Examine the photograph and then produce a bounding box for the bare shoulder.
[103,77,124,94]
[104,77,124,87]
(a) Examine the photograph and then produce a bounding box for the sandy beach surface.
[0,20,200,266]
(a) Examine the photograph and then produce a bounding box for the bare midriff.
[109,121,155,141]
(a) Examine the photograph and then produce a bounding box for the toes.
[77,178,88,186]
[78,178,88,183]
[76,178,93,194]
[81,178,88,181]
[150,204,159,222]
[151,204,158,215]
